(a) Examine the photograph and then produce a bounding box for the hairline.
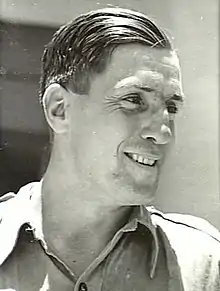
[54,45,174,97]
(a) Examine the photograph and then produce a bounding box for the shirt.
[0,182,219,291]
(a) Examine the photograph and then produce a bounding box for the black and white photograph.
[0,1,219,290]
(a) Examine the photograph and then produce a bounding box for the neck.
[41,169,133,276]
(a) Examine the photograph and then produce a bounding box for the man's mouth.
[124,152,158,167]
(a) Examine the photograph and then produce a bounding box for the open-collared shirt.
[0,182,219,291]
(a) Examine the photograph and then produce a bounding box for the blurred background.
[0,0,219,229]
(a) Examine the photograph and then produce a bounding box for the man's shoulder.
[0,182,41,266]
[0,181,40,226]
[146,207,220,288]
[147,206,220,245]
[0,182,39,207]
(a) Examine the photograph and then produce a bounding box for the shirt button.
[79,282,87,291]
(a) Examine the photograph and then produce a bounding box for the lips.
[124,152,158,167]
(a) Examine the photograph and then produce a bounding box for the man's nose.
[140,124,172,144]
[139,110,173,145]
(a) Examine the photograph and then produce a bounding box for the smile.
[124,152,157,167]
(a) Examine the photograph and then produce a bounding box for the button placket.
[78,282,88,291]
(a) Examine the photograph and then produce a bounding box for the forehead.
[89,44,183,97]
[110,44,180,84]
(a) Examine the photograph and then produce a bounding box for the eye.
[166,100,179,114]
[124,94,143,105]
[120,93,147,112]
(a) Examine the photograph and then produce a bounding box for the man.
[0,7,219,291]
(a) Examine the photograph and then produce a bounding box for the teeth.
[133,154,138,161]
[148,159,154,166]
[138,156,143,163]
[128,153,156,166]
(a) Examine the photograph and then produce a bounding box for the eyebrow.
[134,85,185,102]
[133,85,154,93]
[115,82,155,92]
[114,81,185,102]
[170,94,184,102]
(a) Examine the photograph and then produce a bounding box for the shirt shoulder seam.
[151,211,220,243]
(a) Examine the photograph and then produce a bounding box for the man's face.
[66,44,183,205]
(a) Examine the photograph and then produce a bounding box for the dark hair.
[40,7,172,100]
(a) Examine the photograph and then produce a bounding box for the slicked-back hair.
[40,7,172,100]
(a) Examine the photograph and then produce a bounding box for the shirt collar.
[0,181,159,278]
[122,205,159,278]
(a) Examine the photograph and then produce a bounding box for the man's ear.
[42,83,70,134]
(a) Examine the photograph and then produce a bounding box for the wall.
[0,23,54,193]
[0,0,219,228]
[155,0,219,229]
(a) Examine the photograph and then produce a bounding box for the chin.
[128,169,159,193]
[105,164,159,206]
[113,177,158,206]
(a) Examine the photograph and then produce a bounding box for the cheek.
[80,120,129,170]
[91,125,125,158]
[93,113,132,149]
[72,106,136,170]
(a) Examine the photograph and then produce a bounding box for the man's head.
[41,8,184,206]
